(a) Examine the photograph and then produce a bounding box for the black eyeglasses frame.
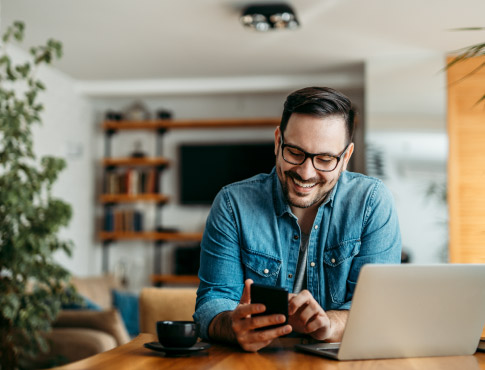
[280,134,351,172]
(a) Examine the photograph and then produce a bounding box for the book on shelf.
[104,209,144,232]
[104,168,158,195]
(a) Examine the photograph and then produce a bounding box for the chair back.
[139,287,197,335]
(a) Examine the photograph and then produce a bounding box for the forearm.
[325,310,349,342]
[208,311,238,344]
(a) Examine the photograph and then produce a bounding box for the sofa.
[35,279,199,368]
[35,275,130,368]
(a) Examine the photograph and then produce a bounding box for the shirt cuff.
[193,298,239,340]
[337,301,352,310]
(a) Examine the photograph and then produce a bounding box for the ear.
[341,142,354,172]
[274,127,281,156]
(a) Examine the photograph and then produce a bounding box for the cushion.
[71,275,121,310]
[112,289,139,337]
[53,309,130,345]
[40,328,117,366]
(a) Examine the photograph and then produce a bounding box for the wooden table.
[54,333,485,370]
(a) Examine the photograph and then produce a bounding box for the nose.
[296,156,317,180]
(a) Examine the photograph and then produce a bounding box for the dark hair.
[280,87,356,143]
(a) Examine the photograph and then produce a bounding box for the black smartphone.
[250,283,289,330]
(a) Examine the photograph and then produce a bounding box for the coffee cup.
[156,320,199,348]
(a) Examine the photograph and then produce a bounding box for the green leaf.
[2,294,21,320]
[35,81,46,91]
[449,27,485,31]
[0,55,10,66]
[473,94,485,107]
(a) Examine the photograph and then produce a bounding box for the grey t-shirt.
[293,232,310,294]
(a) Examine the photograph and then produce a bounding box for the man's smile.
[286,171,321,194]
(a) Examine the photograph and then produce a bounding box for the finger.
[247,314,286,331]
[306,314,330,336]
[245,324,292,344]
[240,279,254,304]
[298,299,325,325]
[232,303,265,321]
[288,290,313,315]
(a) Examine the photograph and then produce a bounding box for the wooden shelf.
[151,274,199,285]
[100,194,169,204]
[99,231,203,241]
[103,117,279,131]
[103,157,170,167]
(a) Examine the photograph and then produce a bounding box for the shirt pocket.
[323,239,360,304]
[241,247,282,286]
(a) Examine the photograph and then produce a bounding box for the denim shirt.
[194,168,401,340]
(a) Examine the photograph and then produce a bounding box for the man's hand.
[209,279,292,352]
[288,290,348,342]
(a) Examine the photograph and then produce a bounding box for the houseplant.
[0,21,76,369]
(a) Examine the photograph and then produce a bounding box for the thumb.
[240,279,253,304]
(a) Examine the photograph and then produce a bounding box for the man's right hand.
[209,279,292,352]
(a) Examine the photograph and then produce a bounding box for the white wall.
[366,52,448,263]
[8,46,96,275]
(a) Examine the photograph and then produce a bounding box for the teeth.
[293,178,316,188]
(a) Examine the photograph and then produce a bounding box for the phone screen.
[250,283,289,330]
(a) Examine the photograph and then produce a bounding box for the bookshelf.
[100,117,279,285]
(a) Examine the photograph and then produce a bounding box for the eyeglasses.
[280,135,350,172]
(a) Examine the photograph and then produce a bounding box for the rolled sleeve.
[193,298,239,340]
[337,301,352,310]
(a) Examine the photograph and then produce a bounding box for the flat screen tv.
[179,142,275,205]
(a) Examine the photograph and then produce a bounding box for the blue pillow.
[112,289,139,337]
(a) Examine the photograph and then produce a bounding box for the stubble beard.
[279,166,343,209]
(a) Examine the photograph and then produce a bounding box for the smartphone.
[250,283,289,330]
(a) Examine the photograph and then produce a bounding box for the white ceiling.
[1,0,484,82]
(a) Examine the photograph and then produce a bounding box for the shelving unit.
[100,117,279,285]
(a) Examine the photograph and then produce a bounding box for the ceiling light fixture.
[240,3,299,32]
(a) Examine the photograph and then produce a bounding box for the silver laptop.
[295,264,485,360]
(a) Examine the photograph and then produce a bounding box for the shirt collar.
[273,167,340,217]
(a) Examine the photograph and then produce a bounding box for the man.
[194,87,401,352]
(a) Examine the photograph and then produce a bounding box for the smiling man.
[194,87,402,352]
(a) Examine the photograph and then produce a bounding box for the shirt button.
[310,262,316,267]
[293,235,299,240]
[314,225,318,230]
[288,274,293,278]
[263,268,269,274]
[331,258,336,264]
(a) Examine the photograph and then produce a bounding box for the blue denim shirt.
[194,168,401,340]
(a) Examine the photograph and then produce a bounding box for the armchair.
[138,287,197,335]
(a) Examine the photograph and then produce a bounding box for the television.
[179,142,275,205]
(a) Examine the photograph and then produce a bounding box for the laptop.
[295,264,485,360]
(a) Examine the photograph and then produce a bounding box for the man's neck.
[292,205,319,235]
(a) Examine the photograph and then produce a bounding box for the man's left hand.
[288,290,347,342]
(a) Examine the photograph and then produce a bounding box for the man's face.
[274,113,354,211]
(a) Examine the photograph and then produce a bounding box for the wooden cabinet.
[100,117,279,284]
[447,56,485,263]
